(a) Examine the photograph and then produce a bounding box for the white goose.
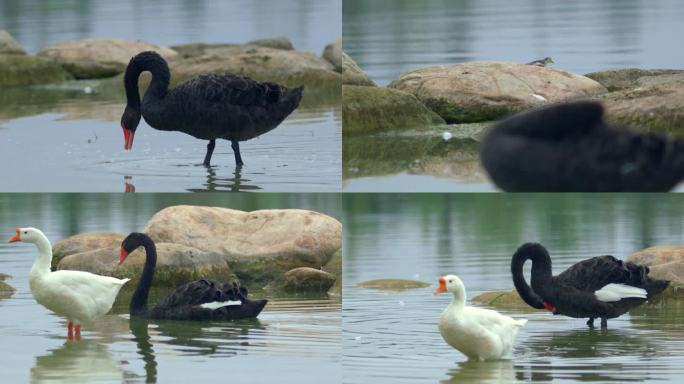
[434,274,527,361]
[8,227,130,340]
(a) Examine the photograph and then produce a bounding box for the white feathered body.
[439,304,527,361]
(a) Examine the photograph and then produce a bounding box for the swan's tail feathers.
[595,283,647,302]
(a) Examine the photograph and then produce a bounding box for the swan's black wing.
[554,255,648,293]
[171,73,288,107]
[153,279,246,309]
[488,101,604,140]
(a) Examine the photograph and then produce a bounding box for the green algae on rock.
[357,278,431,290]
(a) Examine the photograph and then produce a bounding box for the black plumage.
[511,242,668,328]
[120,51,304,166]
[480,101,684,191]
[120,232,267,321]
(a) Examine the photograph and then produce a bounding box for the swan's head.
[120,106,141,151]
[434,274,466,295]
[7,227,44,244]
[119,232,147,266]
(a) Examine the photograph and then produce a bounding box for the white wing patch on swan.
[595,283,647,302]
[199,300,242,310]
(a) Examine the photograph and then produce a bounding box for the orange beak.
[433,276,447,295]
[7,228,20,243]
[118,247,128,266]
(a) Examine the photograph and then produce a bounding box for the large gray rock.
[57,242,235,286]
[342,52,375,86]
[322,37,342,72]
[324,248,341,296]
[264,267,336,294]
[600,80,684,134]
[586,69,684,91]
[389,61,607,123]
[0,55,70,86]
[37,39,179,79]
[343,85,445,134]
[52,232,126,265]
[169,45,340,90]
[247,36,294,50]
[0,30,26,55]
[143,206,342,285]
[628,245,684,285]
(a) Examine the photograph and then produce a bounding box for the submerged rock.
[247,36,294,50]
[343,85,445,134]
[342,52,375,86]
[357,278,431,290]
[57,242,235,286]
[586,69,684,92]
[0,273,15,300]
[37,39,179,79]
[0,30,26,55]
[600,81,684,134]
[0,55,70,86]
[143,206,342,285]
[388,61,607,123]
[471,290,545,312]
[52,232,126,266]
[323,37,342,72]
[169,45,339,90]
[264,267,336,294]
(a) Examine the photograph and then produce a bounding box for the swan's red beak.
[433,277,447,295]
[7,228,20,243]
[122,123,135,151]
[118,248,128,266]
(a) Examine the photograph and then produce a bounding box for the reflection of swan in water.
[441,359,518,384]
[187,164,262,192]
[31,340,123,383]
[128,317,157,383]
[154,318,265,356]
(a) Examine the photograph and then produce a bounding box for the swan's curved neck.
[130,235,157,316]
[124,52,170,113]
[29,233,53,277]
[511,244,552,309]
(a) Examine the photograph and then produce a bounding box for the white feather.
[532,94,547,102]
[595,283,647,302]
[199,300,242,310]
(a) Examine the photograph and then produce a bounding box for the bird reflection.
[124,176,136,193]
[31,340,123,383]
[188,165,262,192]
[442,359,517,384]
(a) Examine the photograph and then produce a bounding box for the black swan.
[118,232,267,320]
[511,243,668,328]
[480,101,684,191]
[120,51,304,166]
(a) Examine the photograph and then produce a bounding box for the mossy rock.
[585,69,684,92]
[264,267,336,295]
[52,232,126,267]
[423,98,521,124]
[0,273,15,300]
[343,85,445,134]
[357,278,431,290]
[471,289,545,312]
[0,55,71,86]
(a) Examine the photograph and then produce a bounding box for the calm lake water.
[343,194,684,383]
[2,0,340,54]
[0,194,341,383]
[344,0,684,86]
[342,0,684,191]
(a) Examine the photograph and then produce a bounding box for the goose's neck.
[29,234,53,278]
[130,236,157,316]
[447,289,466,312]
[124,52,170,114]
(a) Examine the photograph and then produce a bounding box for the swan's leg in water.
[600,317,608,329]
[203,139,216,166]
[75,324,81,340]
[231,140,244,166]
[586,317,595,327]
[67,321,74,340]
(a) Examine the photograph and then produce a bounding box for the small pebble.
[442,131,452,141]
[83,86,93,94]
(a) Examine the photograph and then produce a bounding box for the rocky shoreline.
[0,30,341,96]
[51,205,342,297]
[343,51,684,135]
